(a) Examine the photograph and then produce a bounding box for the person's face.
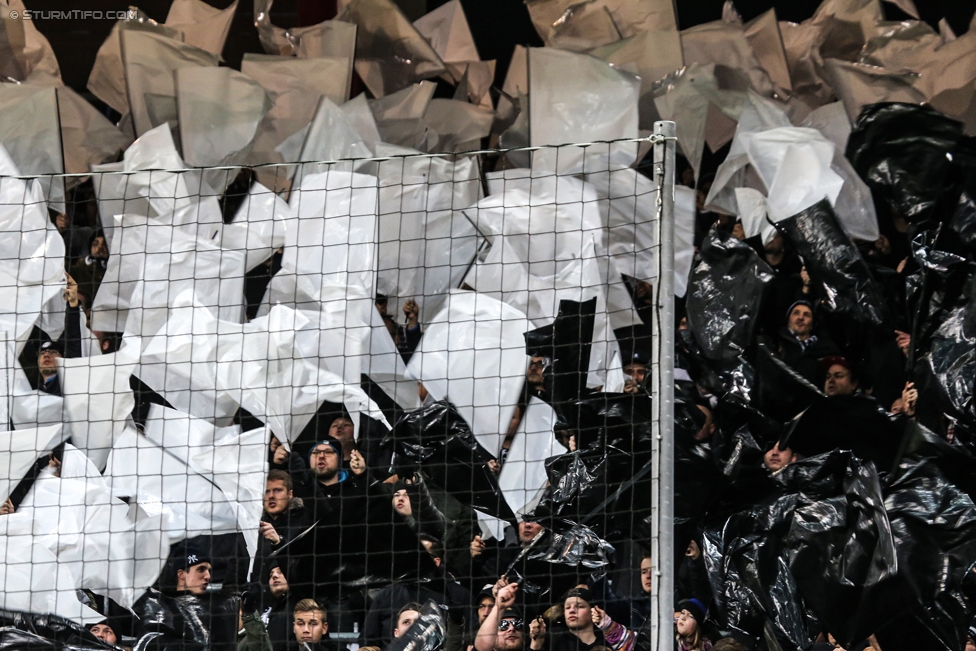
[178,562,212,595]
[309,443,339,481]
[264,480,292,515]
[763,442,796,472]
[375,298,388,317]
[527,357,545,386]
[392,489,412,517]
[563,598,592,630]
[788,305,813,338]
[890,398,905,415]
[38,348,61,371]
[394,610,419,638]
[496,618,524,651]
[269,566,289,597]
[90,235,109,259]
[89,624,117,645]
[824,364,857,396]
[293,610,327,644]
[965,636,975,651]
[518,521,544,544]
[674,610,696,637]
[624,363,647,384]
[640,557,653,593]
[477,597,494,625]
[329,418,354,444]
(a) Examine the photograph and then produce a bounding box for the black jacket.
[134,588,238,651]
[769,327,840,389]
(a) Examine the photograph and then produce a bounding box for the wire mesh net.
[0,133,674,651]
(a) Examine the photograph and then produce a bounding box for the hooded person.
[262,560,300,651]
[134,540,239,651]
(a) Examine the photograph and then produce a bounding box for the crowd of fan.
[8,110,969,651]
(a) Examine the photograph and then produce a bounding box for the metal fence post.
[651,121,676,651]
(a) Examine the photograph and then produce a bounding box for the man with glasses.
[288,438,369,593]
[474,582,545,651]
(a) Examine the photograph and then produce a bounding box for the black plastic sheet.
[383,600,446,651]
[782,395,904,474]
[687,226,774,360]
[677,328,755,404]
[524,298,596,432]
[0,628,112,651]
[880,455,976,651]
[918,270,976,430]
[846,103,970,228]
[752,342,824,423]
[388,400,515,522]
[0,611,114,650]
[774,199,890,326]
[703,451,902,649]
[527,522,615,570]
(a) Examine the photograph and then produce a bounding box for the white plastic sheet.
[120,28,219,137]
[337,0,447,97]
[56,86,133,177]
[59,338,139,470]
[87,11,183,115]
[19,446,170,610]
[368,143,482,313]
[405,289,529,455]
[0,423,63,504]
[220,181,290,272]
[0,513,103,623]
[674,185,697,298]
[527,47,640,174]
[105,423,247,546]
[176,67,272,167]
[140,404,266,557]
[0,83,65,210]
[0,144,66,353]
[497,397,558,518]
[91,213,247,335]
[8,366,63,431]
[165,0,239,56]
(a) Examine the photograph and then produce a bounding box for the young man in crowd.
[763,441,797,473]
[293,599,329,651]
[36,341,62,395]
[543,588,635,651]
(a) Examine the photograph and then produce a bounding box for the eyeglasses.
[310,448,337,457]
[498,619,523,631]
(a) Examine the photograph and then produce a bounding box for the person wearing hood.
[262,562,298,651]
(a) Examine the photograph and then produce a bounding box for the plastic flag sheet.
[3,0,976,650]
